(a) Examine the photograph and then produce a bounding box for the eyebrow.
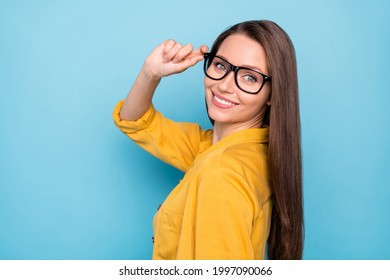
[216,54,267,74]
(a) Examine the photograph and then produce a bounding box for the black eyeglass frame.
[203,53,271,94]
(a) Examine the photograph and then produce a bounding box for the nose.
[217,71,236,94]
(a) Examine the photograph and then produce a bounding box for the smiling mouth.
[212,93,239,107]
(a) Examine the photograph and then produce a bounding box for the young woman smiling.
[113,20,303,260]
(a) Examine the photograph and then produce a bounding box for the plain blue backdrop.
[1,0,389,259]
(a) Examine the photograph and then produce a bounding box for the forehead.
[217,34,268,73]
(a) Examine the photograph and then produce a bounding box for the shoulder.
[222,142,268,174]
[198,143,271,208]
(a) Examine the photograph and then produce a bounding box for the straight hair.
[208,20,304,259]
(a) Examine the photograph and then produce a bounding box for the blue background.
[1,0,389,260]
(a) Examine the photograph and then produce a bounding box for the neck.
[212,119,263,144]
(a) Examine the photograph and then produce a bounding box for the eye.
[243,74,258,83]
[215,62,227,72]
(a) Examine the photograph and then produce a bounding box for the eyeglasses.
[203,53,271,94]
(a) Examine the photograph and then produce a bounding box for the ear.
[266,90,271,106]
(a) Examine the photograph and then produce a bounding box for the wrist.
[141,62,162,82]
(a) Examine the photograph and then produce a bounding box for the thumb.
[186,45,209,65]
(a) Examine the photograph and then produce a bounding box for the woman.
[113,20,303,260]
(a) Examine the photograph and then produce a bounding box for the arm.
[114,40,209,171]
[113,102,211,172]
[119,40,208,121]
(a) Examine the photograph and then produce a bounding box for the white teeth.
[214,95,236,106]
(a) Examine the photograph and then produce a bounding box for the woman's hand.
[143,39,209,80]
[119,40,208,121]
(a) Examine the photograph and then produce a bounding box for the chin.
[207,106,232,124]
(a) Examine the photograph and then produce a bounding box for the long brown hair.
[208,20,303,259]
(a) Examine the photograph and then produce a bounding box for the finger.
[172,44,193,63]
[173,44,208,63]
[201,45,209,53]
[190,46,209,65]
[162,39,176,55]
[163,42,183,63]
[193,45,209,56]
[161,40,176,61]
[184,45,208,61]
[188,52,207,66]
[177,49,207,71]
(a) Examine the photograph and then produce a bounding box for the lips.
[212,93,239,108]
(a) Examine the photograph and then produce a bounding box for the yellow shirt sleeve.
[112,100,206,172]
[194,162,258,259]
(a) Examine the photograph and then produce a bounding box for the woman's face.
[204,34,271,129]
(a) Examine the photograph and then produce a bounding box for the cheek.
[204,78,212,104]
[263,84,272,101]
[242,85,271,108]
[204,77,213,90]
[241,94,269,112]
[204,78,217,101]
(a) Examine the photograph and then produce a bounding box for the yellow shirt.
[113,100,272,259]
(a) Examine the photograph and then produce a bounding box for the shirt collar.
[198,127,269,155]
